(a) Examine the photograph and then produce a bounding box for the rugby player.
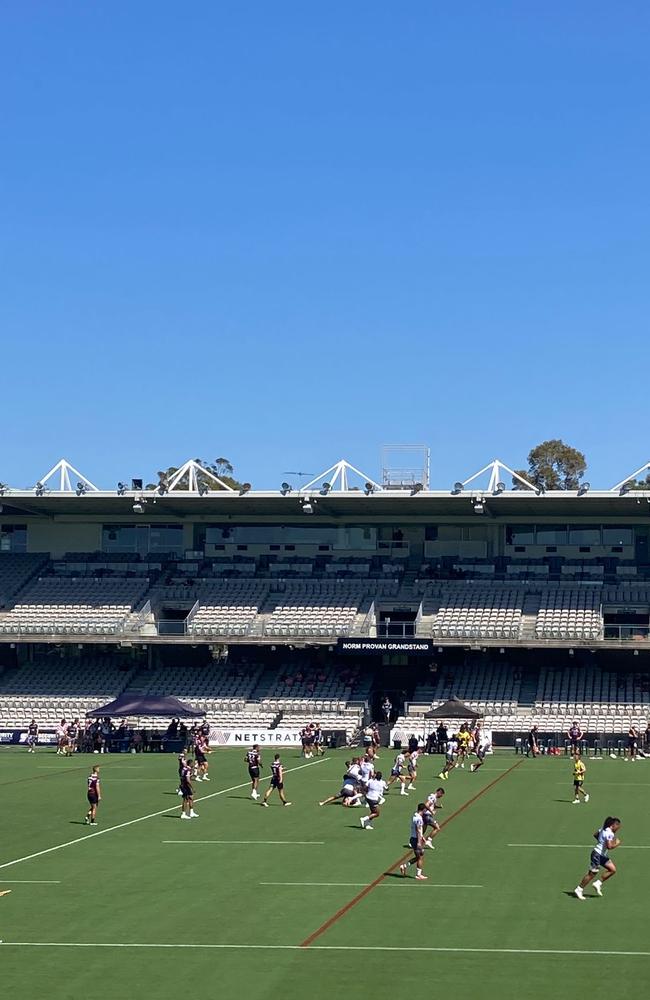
[246,744,263,799]
[572,753,589,804]
[399,803,428,880]
[84,765,101,825]
[575,817,621,899]
[260,754,292,807]
[360,771,389,830]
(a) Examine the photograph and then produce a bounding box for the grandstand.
[1,455,650,746]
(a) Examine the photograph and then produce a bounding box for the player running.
[26,719,39,753]
[180,757,198,819]
[360,772,389,830]
[456,726,471,768]
[574,816,622,899]
[406,749,420,791]
[387,751,410,795]
[246,744,262,799]
[260,754,292,807]
[84,766,101,825]
[470,728,490,773]
[572,753,590,804]
[422,786,445,847]
[399,803,428,880]
[437,735,458,781]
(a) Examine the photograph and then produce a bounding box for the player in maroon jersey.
[260,754,292,807]
[84,766,101,825]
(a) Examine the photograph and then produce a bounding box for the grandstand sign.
[209,728,303,746]
[337,638,434,655]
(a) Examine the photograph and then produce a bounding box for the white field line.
[507,844,650,849]
[1,942,649,957]
[0,880,61,884]
[0,758,325,874]
[259,882,483,888]
[164,841,325,846]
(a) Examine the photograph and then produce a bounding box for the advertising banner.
[209,728,303,746]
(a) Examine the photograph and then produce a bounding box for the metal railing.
[603,624,650,641]
[377,622,416,637]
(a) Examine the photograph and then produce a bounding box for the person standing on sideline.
[260,754,292,807]
[526,725,540,757]
[246,744,262,799]
[399,803,428,880]
[572,753,590,804]
[575,817,621,899]
[84,766,101,825]
[567,721,583,756]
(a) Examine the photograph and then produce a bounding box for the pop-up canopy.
[424,697,482,720]
[86,694,203,718]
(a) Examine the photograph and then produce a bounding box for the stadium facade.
[1,456,650,747]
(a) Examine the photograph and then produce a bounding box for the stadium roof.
[1,456,650,519]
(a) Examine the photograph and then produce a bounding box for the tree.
[146,458,246,492]
[512,439,587,491]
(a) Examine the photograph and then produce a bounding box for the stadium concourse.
[1,456,650,747]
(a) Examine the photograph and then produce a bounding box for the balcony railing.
[603,624,650,641]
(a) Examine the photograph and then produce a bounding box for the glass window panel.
[507,524,535,545]
[602,525,633,546]
[568,525,601,545]
[536,525,568,545]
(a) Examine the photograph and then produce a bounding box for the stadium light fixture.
[452,482,464,495]
[157,483,168,496]
[0,483,6,496]
[117,482,127,496]
[410,482,424,496]
[578,482,591,496]
[472,497,485,514]
[280,482,293,496]
[131,478,143,491]
[319,482,332,496]
[301,497,316,515]
[494,481,506,494]
[239,482,251,495]
[535,485,545,496]
[364,482,376,495]
[198,483,209,496]
[132,502,144,514]
[619,481,634,496]
[34,481,45,496]
[75,482,88,496]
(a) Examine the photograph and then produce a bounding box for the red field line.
[300,757,524,948]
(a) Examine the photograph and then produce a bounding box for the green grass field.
[1,746,648,999]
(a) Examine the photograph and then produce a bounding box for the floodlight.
[117,482,127,496]
[535,485,545,496]
[132,502,144,514]
[34,482,45,496]
[198,483,209,496]
[157,483,168,496]
[410,482,424,496]
[131,478,143,491]
[301,497,315,515]
[619,481,633,496]
[0,484,6,496]
[364,482,376,496]
[75,482,88,496]
[452,482,464,494]
[239,482,251,495]
[320,482,331,496]
[494,481,506,494]
[472,497,484,514]
[578,482,591,496]
[280,482,293,496]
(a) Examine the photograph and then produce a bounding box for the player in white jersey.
[319,762,364,807]
[438,737,458,781]
[387,752,410,795]
[422,786,445,847]
[359,755,374,785]
[470,729,490,773]
[360,773,389,830]
[575,817,622,899]
[406,749,420,791]
[399,803,428,879]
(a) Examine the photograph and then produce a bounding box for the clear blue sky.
[2,2,649,490]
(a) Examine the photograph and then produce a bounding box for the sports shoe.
[360,816,367,827]
[593,879,603,897]
[283,802,292,807]
[437,773,445,780]
[415,872,428,880]
[202,776,210,782]
[572,799,580,804]
[181,813,191,819]
[425,838,434,849]
[378,797,386,805]
[260,801,269,807]
[470,764,475,773]
[574,886,585,900]
[189,811,199,818]
[584,793,590,803]
[399,863,407,877]
[319,801,325,807]
[364,824,374,830]
[177,789,182,796]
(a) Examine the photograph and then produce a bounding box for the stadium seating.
[263,580,397,637]
[186,580,270,636]
[535,589,602,640]
[0,553,48,606]
[0,576,149,635]
[422,585,524,639]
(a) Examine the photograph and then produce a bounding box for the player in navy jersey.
[399,803,428,880]
[84,766,101,825]
[260,754,292,807]
[66,718,80,756]
[180,758,199,819]
[246,744,263,799]
[312,723,325,756]
[26,720,39,753]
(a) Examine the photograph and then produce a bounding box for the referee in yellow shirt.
[572,753,589,804]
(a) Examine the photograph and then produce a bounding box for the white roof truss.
[461,458,536,494]
[299,459,383,493]
[37,459,99,493]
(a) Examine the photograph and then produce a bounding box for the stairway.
[520,593,541,641]
[518,667,540,707]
